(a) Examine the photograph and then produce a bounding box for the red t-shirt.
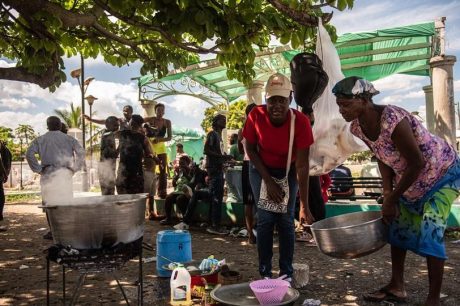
[242,105,314,168]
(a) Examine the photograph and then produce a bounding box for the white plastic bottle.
[170,265,192,306]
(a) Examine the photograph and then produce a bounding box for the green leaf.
[194,10,207,25]
[337,0,348,11]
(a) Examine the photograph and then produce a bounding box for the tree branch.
[0,66,57,88]
[93,0,221,54]
[265,0,332,26]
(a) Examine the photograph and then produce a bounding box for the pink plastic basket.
[249,279,290,305]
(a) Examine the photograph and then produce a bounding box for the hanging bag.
[257,109,295,214]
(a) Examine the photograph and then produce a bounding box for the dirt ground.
[1,202,459,306]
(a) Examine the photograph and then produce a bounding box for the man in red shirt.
[243,73,314,280]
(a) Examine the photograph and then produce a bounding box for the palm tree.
[54,103,81,128]
[54,103,102,157]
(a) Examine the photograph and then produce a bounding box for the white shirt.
[26,130,85,173]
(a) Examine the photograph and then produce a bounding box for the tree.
[14,124,36,147]
[201,99,248,132]
[54,102,81,128]
[0,0,353,91]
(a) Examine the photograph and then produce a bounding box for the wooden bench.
[329,176,383,202]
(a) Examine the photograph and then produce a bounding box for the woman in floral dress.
[333,76,460,306]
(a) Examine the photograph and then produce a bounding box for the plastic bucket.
[156,230,192,277]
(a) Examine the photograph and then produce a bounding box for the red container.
[190,270,219,288]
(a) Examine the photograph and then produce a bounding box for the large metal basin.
[311,211,388,259]
[43,194,148,249]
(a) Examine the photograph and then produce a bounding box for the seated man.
[160,155,192,225]
[174,163,210,230]
[329,164,354,197]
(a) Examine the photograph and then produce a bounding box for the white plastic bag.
[309,21,366,175]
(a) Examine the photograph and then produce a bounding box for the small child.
[98,116,119,195]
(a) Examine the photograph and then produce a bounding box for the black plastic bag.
[290,52,329,114]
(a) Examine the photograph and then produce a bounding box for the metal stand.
[46,238,143,306]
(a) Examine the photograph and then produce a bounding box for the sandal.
[363,287,407,303]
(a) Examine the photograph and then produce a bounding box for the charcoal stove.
[45,237,144,306]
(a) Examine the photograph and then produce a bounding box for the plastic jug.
[170,265,192,306]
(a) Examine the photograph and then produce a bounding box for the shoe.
[43,231,53,240]
[174,222,189,230]
[206,226,229,235]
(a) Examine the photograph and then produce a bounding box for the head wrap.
[332,76,379,99]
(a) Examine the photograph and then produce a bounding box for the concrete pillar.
[247,80,264,105]
[140,99,157,117]
[422,85,435,133]
[430,55,456,146]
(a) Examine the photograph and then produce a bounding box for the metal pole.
[89,104,93,170]
[19,139,23,190]
[80,54,89,192]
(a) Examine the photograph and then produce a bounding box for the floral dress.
[351,105,460,259]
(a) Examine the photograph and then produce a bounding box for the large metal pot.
[311,211,388,259]
[43,194,148,249]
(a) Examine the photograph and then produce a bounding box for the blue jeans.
[208,168,225,227]
[249,162,298,278]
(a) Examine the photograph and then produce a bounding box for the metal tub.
[43,194,148,249]
[311,211,388,259]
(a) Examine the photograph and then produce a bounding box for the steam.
[40,167,74,205]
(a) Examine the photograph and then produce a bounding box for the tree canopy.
[201,99,247,132]
[0,0,353,91]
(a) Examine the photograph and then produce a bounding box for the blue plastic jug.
[156,230,192,277]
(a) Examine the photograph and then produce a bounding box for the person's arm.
[237,129,244,154]
[83,114,105,125]
[244,140,283,202]
[296,147,315,225]
[142,136,154,158]
[0,145,6,182]
[25,139,42,173]
[381,118,425,223]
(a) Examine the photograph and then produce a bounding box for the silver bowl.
[42,194,148,249]
[311,211,388,259]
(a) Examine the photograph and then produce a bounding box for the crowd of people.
[0,71,455,306]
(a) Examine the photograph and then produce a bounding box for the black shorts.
[242,161,254,206]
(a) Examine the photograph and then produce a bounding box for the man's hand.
[381,194,400,224]
[82,114,90,120]
[264,177,284,203]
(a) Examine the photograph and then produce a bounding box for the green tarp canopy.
[138,21,436,102]
[166,127,205,164]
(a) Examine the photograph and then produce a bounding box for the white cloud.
[0,97,35,110]
[381,94,403,105]
[0,60,15,68]
[0,111,48,135]
[405,90,424,99]
[332,1,460,35]
[167,95,208,119]
[454,79,460,91]
[373,75,426,92]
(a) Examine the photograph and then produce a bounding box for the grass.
[6,193,41,203]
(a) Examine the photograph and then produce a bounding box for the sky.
[0,0,459,136]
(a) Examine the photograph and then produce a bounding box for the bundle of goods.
[290,20,366,175]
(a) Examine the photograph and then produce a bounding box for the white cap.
[265,73,292,99]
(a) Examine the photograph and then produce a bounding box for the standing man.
[84,105,133,131]
[204,114,233,235]
[26,116,85,238]
[98,116,119,195]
